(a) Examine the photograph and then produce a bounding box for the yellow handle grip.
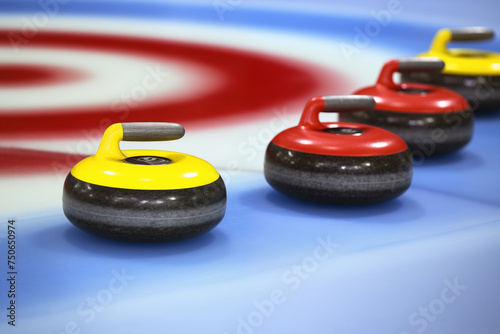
[430,27,494,54]
[96,123,185,160]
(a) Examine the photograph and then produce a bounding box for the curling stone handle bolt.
[449,27,494,42]
[377,58,444,89]
[299,95,376,130]
[95,122,185,161]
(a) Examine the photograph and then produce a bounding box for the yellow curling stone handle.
[71,123,221,190]
[422,27,500,75]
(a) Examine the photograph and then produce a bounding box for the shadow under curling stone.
[238,186,425,223]
[35,219,230,261]
[473,108,500,120]
[412,149,484,169]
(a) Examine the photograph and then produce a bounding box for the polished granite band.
[402,72,500,111]
[264,142,412,205]
[340,108,473,155]
[63,173,226,242]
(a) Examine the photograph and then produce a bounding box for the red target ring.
[0,30,346,139]
[0,64,87,87]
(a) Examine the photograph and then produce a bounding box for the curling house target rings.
[0,30,338,139]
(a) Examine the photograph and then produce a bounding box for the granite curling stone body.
[341,58,473,156]
[264,95,413,205]
[62,122,226,242]
[401,27,500,111]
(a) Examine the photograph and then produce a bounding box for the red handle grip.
[376,57,444,89]
[299,95,376,129]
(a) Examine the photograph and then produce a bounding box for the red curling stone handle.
[449,27,494,41]
[377,57,444,89]
[122,122,185,141]
[299,95,376,130]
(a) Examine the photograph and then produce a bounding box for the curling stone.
[401,27,500,111]
[62,122,226,243]
[341,58,473,156]
[264,95,412,205]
